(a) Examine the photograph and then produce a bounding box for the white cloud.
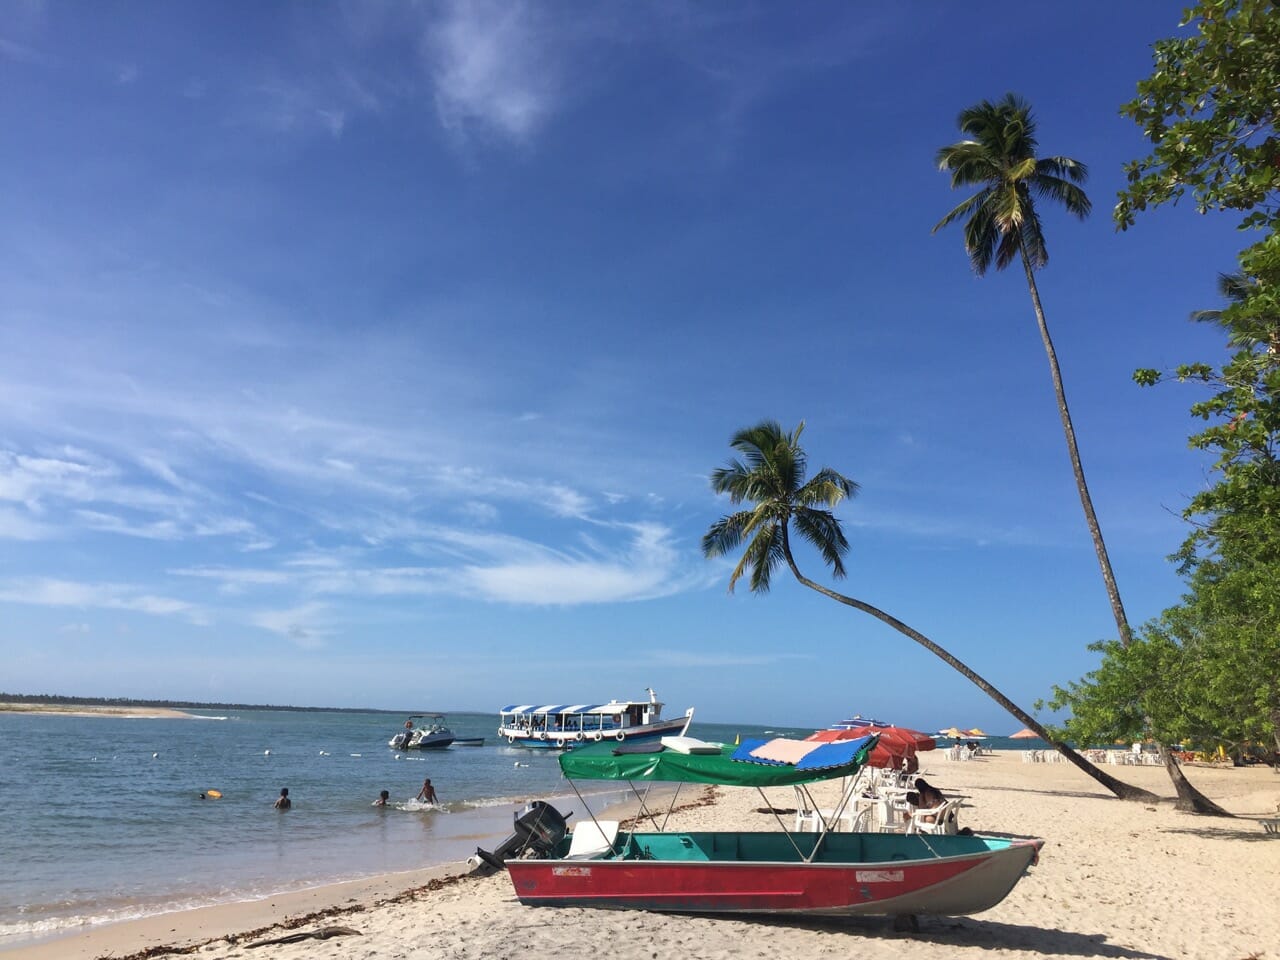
[0,577,206,623]
[425,0,558,141]
[0,505,51,540]
[250,602,331,648]
[447,520,685,605]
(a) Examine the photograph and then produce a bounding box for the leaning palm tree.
[703,419,1156,802]
[933,94,1225,814]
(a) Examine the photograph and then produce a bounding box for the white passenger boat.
[497,688,693,750]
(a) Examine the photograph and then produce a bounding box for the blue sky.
[0,3,1245,730]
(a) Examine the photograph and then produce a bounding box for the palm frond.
[1036,155,1088,184]
[793,508,849,579]
[737,522,784,594]
[702,512,751,559]
[962,203,1001,275]
[935,141,1000,186]
[795,467,858,508]
[1030,174,1091,218]
[932,191,985,234]
[1012,204,1047,270]
[709,459,751,501]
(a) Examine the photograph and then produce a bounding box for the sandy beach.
[0,702,194,719]
[9,752,1279,960]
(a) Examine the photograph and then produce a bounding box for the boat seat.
[566,820,620,859]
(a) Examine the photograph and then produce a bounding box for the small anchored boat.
[492,734,1043,924]
[497,688,693,750]
[388,714,456,750]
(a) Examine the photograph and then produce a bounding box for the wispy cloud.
[0,577,207,624]
[171,520,698,608]
[0,34,48,65]
[425,0,559,142]
[250,602,331,648]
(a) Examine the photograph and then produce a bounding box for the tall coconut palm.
[934,94,1225,814]
[932,94,1129,644]
[702,420,1156,802]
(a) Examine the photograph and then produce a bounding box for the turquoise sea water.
[0,708,822,948]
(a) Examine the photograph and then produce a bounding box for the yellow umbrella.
[966,728,988,737]
[939,727,964,738]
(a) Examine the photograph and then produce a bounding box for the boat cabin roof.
[500,700,656,716]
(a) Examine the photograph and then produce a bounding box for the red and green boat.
[499,735,1043,922]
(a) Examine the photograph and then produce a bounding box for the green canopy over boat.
[557,735,877,787]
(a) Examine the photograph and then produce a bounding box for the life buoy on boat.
[554,738,566,748]
[573,732,584,742]
[506,735,515,744]
[591,731,603,742]
[614,731,626,742]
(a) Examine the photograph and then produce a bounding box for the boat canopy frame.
[555,735,906,864]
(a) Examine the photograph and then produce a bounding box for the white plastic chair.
[904,798,962,835]
[794,786,860,833]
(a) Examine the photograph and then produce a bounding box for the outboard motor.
[475,801,571,872]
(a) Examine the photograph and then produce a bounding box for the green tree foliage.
[1115,0,1280,231]
[1055,238,1280,762]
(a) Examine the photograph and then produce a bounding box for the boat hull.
[411,733,456,749]
[505,831,1042,917]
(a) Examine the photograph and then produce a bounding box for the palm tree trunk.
[1019,242,1229,815]
[781,541,1158,802]
[1018,246,1131,645]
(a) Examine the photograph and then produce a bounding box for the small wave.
[396,800,445,812]
[189,715,229,721]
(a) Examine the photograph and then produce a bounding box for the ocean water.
[0,708,814,948]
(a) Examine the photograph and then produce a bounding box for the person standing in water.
[274,787,291,809]
[416,779,438,804]
[373,790,390,806]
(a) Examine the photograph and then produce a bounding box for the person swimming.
[373,790,390,806]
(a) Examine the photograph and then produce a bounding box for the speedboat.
[497,687,693,750]
[488,734,1043,924]
[388,714,456,750]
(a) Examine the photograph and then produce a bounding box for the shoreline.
[5,753,1279,960]
[0,702,195,719]
[3,785,678,959]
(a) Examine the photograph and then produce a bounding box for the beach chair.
[793,785,860,833]
[904,798,962,836]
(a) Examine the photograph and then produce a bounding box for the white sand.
[10,753,1279,960]
[0,702,195,719]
